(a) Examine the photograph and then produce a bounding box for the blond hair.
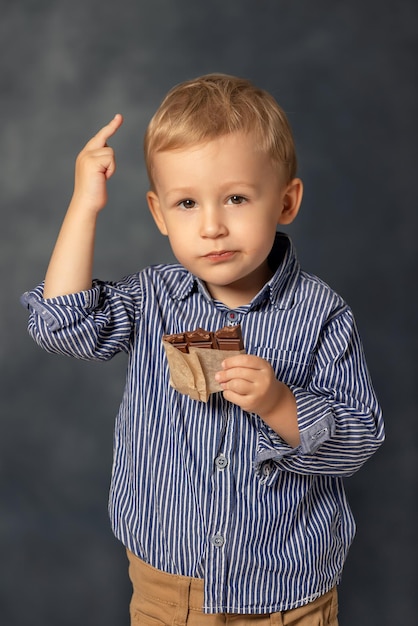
[144,73,297,188]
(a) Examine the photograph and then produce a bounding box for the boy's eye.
[178,199,196,210]
[227,195,247,205]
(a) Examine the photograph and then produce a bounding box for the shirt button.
[227,311,239,323]
[211,534,225,548]
[215,455,228,469]
[263,463,272,477]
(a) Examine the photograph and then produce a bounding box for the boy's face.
[147,131,302,308]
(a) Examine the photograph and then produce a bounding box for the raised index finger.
[84,113,124,150]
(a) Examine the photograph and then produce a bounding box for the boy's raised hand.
[42,114,124,299]
[72,113,124,214]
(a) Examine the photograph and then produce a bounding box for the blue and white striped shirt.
[22,232,384,614]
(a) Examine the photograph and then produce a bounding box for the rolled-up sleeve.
[254,308,384,483]
[21,277,141,361]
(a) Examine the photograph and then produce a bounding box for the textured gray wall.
[2,1,417,624]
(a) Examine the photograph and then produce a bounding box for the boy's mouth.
[204,250,236,262]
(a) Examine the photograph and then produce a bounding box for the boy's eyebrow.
[221,181,260,191]
[165,182,260,196]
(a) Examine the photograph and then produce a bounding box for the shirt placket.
[204,396,237,611]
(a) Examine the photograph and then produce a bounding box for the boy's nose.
[199,206,228,238]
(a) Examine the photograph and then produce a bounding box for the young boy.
[22,74,384,625]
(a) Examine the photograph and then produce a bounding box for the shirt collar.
[166,265,197,301]
[167,231,300,310]
[263,231,300,310]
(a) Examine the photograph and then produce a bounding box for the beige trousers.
[127,550,339,626]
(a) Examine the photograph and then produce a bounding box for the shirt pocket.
[251,346,314,388]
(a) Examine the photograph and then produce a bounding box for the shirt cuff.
[292,386,336,454]
[20,284,101,331]
[253,389,336,485]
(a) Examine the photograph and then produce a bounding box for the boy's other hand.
[215,354,283,417]
[72,113,124,214]
[215,354,300,447]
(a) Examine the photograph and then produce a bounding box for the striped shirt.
[21,232,384,614]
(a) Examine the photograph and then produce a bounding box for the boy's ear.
[147,191,168,235]
[277,178,303,225]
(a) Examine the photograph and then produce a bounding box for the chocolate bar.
[185,328,215,349]
[214,326,244,350]
[163,325,243,353]
[163,332,188,353]
[163,324,245,401]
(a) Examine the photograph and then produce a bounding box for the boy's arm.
[43,114,123,299]
[216,311,384,478]
[21,114,134,362]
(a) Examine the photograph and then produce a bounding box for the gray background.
[1,1,417,624]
